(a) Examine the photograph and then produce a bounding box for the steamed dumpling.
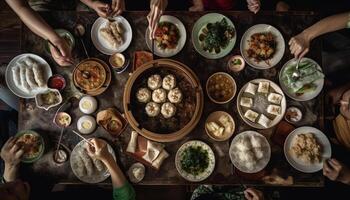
[147,74,162,90]
[167,88,183,104]
[162,74,176,90]
[152,88,167,103]
[145,102,160,117]
[161,102,176,118]
[137,88,152,103]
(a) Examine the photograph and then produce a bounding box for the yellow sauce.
[82,121,92,129]
[82,100,92,110]
[112,55,124,68]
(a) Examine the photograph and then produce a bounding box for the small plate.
[237,79,286,129]
[5,53,52,98]
[279,57,324,101]
[128,162,146,183]
[91,16,132,55]
[240,24,285,69]
[284,126,331,173]
[70,139,116,183]
[175,140,215,182]
[145,15,186,57]
[205,111,235,141]
[192,13,236,59]
[229,131,271,173]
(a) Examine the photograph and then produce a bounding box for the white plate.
[284,126,331,173]
[237,79,286,129]
[145,15,186,57]
[192,13,236,59]
[91,16,132,55]
[240,24,285,69]
[229,131,271,173]
[70,139,116,183]
[279,57,324,101]
[175,140,215,182]
[5,53,52,99]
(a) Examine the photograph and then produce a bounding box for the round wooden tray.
[123,59,203,142]
[73,58,111,96]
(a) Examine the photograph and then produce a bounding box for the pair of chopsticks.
[72,130,94,146]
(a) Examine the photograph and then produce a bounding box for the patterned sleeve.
[113,182,136,200]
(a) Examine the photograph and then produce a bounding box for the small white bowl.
[77,115,96,134]
[79,96,98,114]
[35,88,62,111]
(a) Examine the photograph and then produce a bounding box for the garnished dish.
[229,131,271,173]
[155,21,180,50]
[96,108,127,137]
[6,54,52,98]
[77,115,97,135]
[198,18,235,54]
[55,112,72,128]
[285,106,303,123]
[145,15,186,57]
[284,126,331,173]
[74,59,106,91]
[79,96,98,114]
[206,72,236,104]
[240,24,285,69]
[175,140,215,182]
[280,58,324,101]
[15,130,44,163]
[192,13,236,59]
[70,139,116,183]
[124,59,203,142]
[35,89,62,110]
[237,79,286,129]
[205,111,235,141]
[227,55,245,72]
[91,16,132,55]
[53,148,69,164]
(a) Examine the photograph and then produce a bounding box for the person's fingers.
[15,148,24,159]
[288,37,295,45]
[10,143,21,154]
[112,0,117,10]
[244,190,253,200]
[92,139,102,150]
[5,137,17,149]
[86,144,95,156]
[330,159,341,166]
[328,160,342,172]
[299,48,309,59]
[294,46,303,58]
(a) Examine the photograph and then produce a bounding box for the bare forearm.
[3,164,19,182]
[80,0,95,8]
[5,0,59,42]
[102,156,127,188]
[303,12,349,41]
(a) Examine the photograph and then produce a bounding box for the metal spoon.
[54,112,71,160]
[74,24,90,58]
[292,58,302,80]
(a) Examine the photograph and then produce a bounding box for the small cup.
[109,53,130,74]
[227,55,245,73]
[48,74,66,91]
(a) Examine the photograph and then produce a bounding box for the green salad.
[180,146,209,176]
[281,60,324,96]
[198,18,235,54]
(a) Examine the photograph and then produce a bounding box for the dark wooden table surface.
[1,11,325,187]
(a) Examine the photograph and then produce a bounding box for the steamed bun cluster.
[233,134,268,171]
[136,74,183,118]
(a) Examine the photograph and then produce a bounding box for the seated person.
[5,0,73,67]
[191,185,265,200]
[324,158,350,185]
[289,12,350,58]
[0,137,135,200]
[189,0,261,13]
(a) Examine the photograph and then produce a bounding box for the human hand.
[49,36,73,67]
[189,0,204,11]
[110,0,125,16]
[323,158,350,185]
[147,0,168,40]
[1,137,24,168]
[288,31,311,59]
[91,1,111,18]
[244,188,264,200]
[247,0,261,14]
[86,138,112,162]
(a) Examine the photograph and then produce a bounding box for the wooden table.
[4,11,325,187]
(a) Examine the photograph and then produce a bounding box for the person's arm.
[244,188,264,200]
[80,0,111,18]
[86,139,135,200]
[189,0,204,12]
[247,0,261,14]
[147,0,168,39]
[5,0,73,66]
[289,12,350,58]
[1,137,24,182]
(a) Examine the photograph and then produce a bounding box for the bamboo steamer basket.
[123,59,203,142]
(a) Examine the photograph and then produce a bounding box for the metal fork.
[292,58,302,80]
